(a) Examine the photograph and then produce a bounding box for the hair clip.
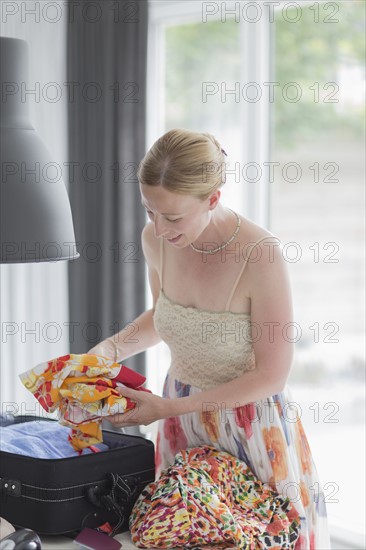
[221,148,227,156]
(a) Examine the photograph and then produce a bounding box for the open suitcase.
[0,415,155,536]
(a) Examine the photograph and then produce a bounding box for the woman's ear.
[209,190,221,210]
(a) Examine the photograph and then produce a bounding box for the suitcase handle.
[86,472,140,536]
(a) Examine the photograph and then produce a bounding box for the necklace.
[190,208,241,255]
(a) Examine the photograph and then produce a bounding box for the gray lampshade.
[0,36,80,263]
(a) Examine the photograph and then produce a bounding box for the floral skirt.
[155,372,331,550]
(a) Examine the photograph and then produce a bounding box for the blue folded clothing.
[0,421,109,458]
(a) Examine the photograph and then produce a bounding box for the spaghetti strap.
[159,237,164,290]
[224,233,281,311]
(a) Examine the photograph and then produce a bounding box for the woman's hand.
[87,338,118,362]
[106,386,171,427]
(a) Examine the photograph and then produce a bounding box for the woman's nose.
[154,216,168,238]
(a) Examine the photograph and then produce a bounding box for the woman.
[89,128,331,548]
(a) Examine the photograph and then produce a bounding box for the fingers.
[116,385,139,399]
[105,414,139,428]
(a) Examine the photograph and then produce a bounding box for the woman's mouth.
[167,234,182,243]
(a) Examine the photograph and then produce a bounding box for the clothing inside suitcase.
[0,418,110,458]
[0,415,155,536]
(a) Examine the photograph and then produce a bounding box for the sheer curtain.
[0,4,69,414]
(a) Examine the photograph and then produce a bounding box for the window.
[271,2,365,540]
[145,1,365,543]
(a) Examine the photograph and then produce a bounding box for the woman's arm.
[107,237,295,427]
[109,307,162,362]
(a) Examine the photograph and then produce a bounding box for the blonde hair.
[137,128,227,201]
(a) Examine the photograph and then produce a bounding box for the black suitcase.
[0,415,155,535]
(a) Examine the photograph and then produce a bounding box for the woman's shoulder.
[141,222,161,272]
[237,216,286,289]
[234,215,284,291]
[237,214,280,252]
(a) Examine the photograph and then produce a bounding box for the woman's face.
[140,184,214,247]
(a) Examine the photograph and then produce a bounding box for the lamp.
[0,36,79,263]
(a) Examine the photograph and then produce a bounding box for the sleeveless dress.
[153,235,331,549]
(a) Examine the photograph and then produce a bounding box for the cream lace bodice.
[152,232,280,390]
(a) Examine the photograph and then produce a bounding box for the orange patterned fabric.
[19,353,150,452]
[130,445,301,548]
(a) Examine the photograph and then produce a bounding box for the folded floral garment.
[19,353,150,452]
[0,421,109,458]
[129,445,301,549]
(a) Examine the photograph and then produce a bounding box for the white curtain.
[0,3,69,414]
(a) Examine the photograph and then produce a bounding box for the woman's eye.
[146,211,180,223]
